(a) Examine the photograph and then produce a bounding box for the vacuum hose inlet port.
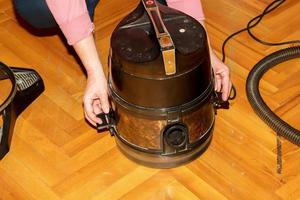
[163,123,188,154]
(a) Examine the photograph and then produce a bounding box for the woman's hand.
[210,51,232,101]
[83,71,110,126]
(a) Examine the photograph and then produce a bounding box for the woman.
[14,0,232,126]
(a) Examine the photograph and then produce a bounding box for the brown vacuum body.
[98,1,227,168]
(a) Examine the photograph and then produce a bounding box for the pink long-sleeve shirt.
[45,0,204,45]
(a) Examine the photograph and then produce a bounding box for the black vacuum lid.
[110,2,209,79]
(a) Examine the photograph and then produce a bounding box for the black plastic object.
[246,46,300,145]
[96,109,116,136]
[213,92,230,110]
[0,62,44,159]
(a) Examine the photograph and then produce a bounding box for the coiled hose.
[246,46,300,146]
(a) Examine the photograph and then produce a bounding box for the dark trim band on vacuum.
[108,80,215,117]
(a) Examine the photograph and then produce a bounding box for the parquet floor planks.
[0,0,300,199]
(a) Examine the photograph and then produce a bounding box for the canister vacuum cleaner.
[97,0,233,168]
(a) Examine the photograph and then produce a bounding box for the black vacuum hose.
[246,46,300,146]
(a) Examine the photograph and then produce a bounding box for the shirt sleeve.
[166,0,205,21]
[45,0,94,45]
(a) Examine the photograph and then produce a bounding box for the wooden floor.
[1,0,300,199]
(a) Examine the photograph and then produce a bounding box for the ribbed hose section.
[246,46,300,146]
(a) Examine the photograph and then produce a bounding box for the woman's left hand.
[210,51,232,101]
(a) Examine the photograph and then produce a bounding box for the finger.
[92,99,103,125]
[215,75,222,92]
[221,72,230,101]
[93,99,102,115]
[227,81,233,100]
[84,111,97,126]
[99,93,110,114]
[84,98,101,125]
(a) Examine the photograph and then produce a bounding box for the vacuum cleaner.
[97,0,233,168]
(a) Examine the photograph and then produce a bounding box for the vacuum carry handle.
[142,0,176,75]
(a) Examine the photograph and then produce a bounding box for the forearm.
[166,0,205,21]
[73,34,105,78]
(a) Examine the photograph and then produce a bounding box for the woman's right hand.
[83,71,110,127]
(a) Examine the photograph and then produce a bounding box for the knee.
[13,0,57,29]
[13,0,25,17]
